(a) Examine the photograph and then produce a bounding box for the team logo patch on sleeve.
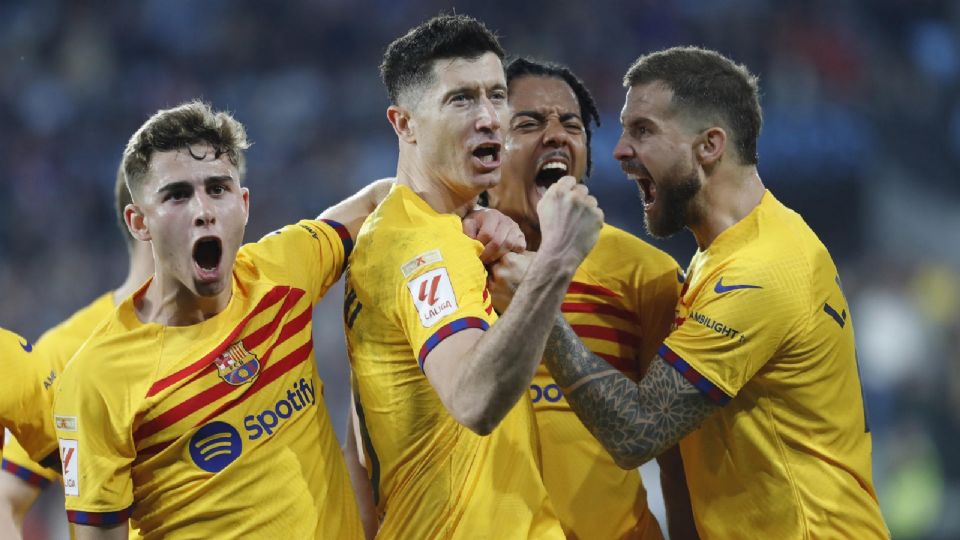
[407,267,458,327]
[401,249,443,278]
[59,439,79,496]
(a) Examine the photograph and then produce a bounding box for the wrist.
[528,251,578,282]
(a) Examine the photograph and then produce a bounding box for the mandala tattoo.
[543,315,719,467]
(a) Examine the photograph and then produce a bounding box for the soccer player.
[52,101,392,540]
[525,47,888,537]
[0,328,59,538]
[0,166,153,538]
[486,56,696,540]
[343,15,602,539]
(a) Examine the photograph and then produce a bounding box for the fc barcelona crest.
[214,342,260,385]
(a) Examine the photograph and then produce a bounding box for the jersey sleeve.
[1,431,58,488]
[388,231,497,371]
[53,346,137,525]
[246,219,352,303]
[634,261,683,375]
[0,328,58,464]
[662,265,804,404]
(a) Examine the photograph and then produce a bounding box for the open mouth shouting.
[623,163,656,212]
[472,142,502,172]
[534,151,572,197]
[192,236,223,282]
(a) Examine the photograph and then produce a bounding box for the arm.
[656,445,700,540]
[423,177,602,435]
[0,471,41,536]
[343,404,377,540]
[317,178,395,240]
[75,524,128,540]
[543,316,719,469]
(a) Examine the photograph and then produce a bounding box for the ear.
[696,126,727,167]
[241,187,250,225]
[125,203,151,242]
[387,105,417,144]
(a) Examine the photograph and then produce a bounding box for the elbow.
[446,398,501,436]
[455,409,498,436]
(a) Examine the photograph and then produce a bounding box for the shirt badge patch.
[401,249,443,278]
[55,416,77,432]
[60,439,79,496]
[214,342,261,386]
[407,267,458,327]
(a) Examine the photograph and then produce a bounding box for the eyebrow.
[440,82,508,103]
[513,111,583,122]
[156,175,234,195]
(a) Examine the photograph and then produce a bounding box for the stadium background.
[1,1,957,538]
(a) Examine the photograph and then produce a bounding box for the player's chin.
[192,276,229,298]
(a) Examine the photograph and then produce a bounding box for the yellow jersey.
[662,192,887,538]
[532,223,680,540]
[1,328,57,464]
[2,292,113,488]
[345,184,562,539]
[53,219,363,539]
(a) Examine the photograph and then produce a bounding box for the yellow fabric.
[2,293,113,485]
[532,224,679,540]
[53,220,362,539]
[663,192,888,538]
[0,328,57,463]
[345,184,562,539]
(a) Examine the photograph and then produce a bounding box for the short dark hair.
[114,162,136,249]
[624,46,762,165]
[380,14,504,105]
[505,57,601,177]
[122,100,250,197]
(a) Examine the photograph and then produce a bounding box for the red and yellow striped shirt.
[53,219,363,539]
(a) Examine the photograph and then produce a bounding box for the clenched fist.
[536,176,603,272]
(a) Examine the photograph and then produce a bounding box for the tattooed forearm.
[543,316,719,468]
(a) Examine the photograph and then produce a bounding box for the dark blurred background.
[1,1,957,538]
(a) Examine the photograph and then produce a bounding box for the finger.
[463,212,482,240]
[510,229,526,253]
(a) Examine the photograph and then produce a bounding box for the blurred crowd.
[1,1,958,538]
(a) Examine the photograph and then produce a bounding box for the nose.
[193,193,216,227]
[476,96,502,133]
[613,133,634,162]
[543,119,571,148]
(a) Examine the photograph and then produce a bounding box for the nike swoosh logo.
[714,277,762,294]
[19,339,32,353]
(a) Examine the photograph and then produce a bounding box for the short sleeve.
[634,263,683,374]
[53,349,137,525]
[662,269,802,404]
[1,432,58,488]
[245,219,351,303]
[390,234,497,371]
[0,328,58,463]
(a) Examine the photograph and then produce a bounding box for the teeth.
[480,153,494,164]
[542,162,567,172]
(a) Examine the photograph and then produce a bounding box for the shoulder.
[587,224,680,278]
[36,293,115,363]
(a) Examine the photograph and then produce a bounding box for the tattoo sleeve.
[543,315,719,468]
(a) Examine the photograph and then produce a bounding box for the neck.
[689,166,765,250]
[113,243,155,305]
[135,271,232,327]
[396,151,478,218]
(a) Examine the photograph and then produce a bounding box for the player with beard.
[486,57,696,540]
[495,47,888,538]
[0,166,153,540]
[343,15,602,539]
